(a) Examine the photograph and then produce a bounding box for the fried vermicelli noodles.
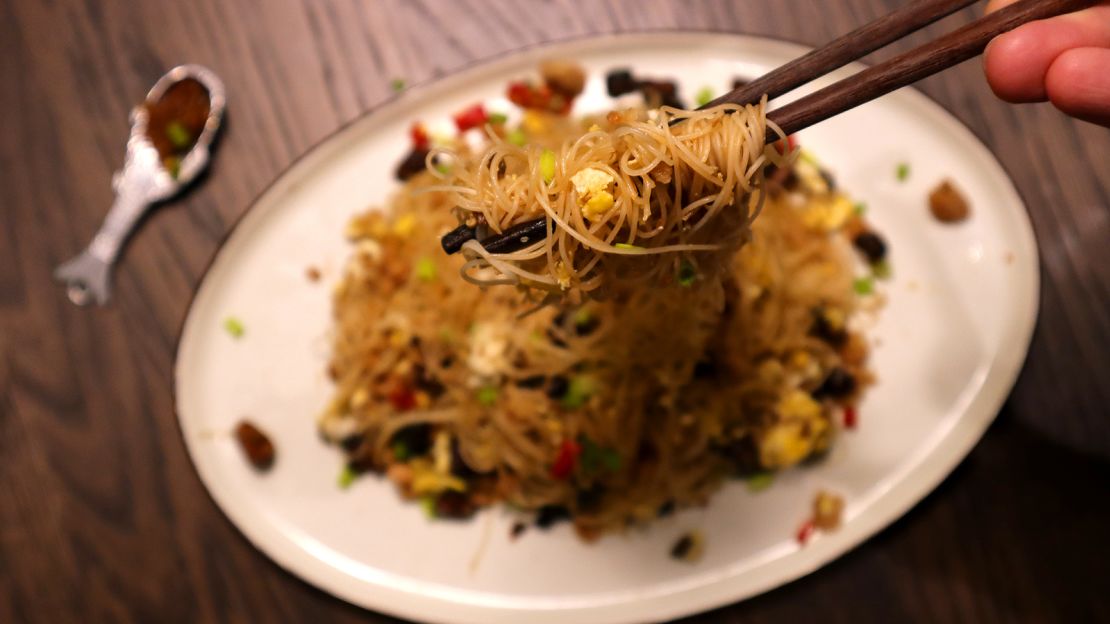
[319,109,874,538]
[439,100,786,300]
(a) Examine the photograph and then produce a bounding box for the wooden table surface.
[3,1,1109,622]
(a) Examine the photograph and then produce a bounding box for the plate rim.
[172,30,1041,624]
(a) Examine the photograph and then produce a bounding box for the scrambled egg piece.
[758,390,828,469]
[409,458,466,496]
[468,323,508,378]
[571,168,615,220]
[553,260,573,290]
[801,194,854,231]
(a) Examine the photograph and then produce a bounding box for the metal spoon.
[54,64,226,306]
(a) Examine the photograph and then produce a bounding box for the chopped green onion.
[579,435,622,476]
[477,386,499,407]
[677,261,697,287]
[338,465,357,489]
[853,276,874,295]
[392,441,411,461]
[853,202,868,216]
[420,496,437,518]
[573,308,593,328]
[800,150,820,167]
[507,129,527,146]
[414,257,437,282]
[695,86,714,107]
[540,149,556,183]
[488,112,508,124]
[601,448,621,472]
[561,375,596,409]
[614,243,645,253]
[896,162,910,182]
[746,472,774,492]
[438,327,455,343]
[872,259,892,280]
[223,316,245,339]
[434,161,452,175]
[165,121,191,149]
[390,78,406,92]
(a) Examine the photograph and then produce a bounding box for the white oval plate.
[175,33,1038,624]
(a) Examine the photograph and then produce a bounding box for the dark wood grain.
[708,0,977,109]
[1,1,1108,623]
[768,0,1100,135]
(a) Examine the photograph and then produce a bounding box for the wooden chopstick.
[702,0,979,111]
[765,0,1098,138]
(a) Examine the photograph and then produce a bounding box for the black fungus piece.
[441,223,477,255]
[853,231,888,263]
[339,434,364,454]
[671,534,694,559]
[819,167,837,191]
[693,358,718,379]
[480,218,548,254]
[450,439,482,478]
[574,313,599,336]
[640,80,685,109]
[606,68,638,96]
[517,375,547,389]
[813,367,857,399]
[576,486,605,512]
[810,308,848,347]
[546,376,569,400]
[718,436,761,476]
[440,355,455,369]
[658,500,676,518]
[413,364,446,398]
[395,147,430,181]
[346,452,377,474]
[391,423,433,456]
[510,522,528,540]
[545,327,568,349]
[536,505,571,529]
[435,491,477,520]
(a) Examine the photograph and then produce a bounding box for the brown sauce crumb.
[234,420,275,470]
[813,491,844,531]
[928,180,970,223]
[145,78,210,170]
[306,266,322,282]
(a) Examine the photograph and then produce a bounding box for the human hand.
[984,0,1110,126]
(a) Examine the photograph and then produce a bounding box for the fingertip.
[1045,47,1110,126]
[983,30,1048,103]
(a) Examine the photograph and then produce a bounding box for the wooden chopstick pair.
[735,0,1098,140]
[446,0,1095,255]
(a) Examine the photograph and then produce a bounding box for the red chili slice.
[796,519,816,545]
[550,439,581,480]
[507,81,532,108]
[410,122,429,150]
[388,386,417,411]
[453,103,488,132]
[843,406,858,429]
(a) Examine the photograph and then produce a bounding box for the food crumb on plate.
[306,266,322,282]
[670,529,705,563]
[235,420,275,470]
[928,179,970,223]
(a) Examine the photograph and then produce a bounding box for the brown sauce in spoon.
[144,78,210,176]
